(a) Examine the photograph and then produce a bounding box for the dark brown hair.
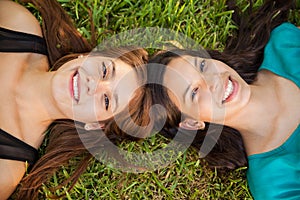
[148,0,295,169]
[16,0,150,199]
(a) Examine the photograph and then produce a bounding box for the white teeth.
[73,72,79,101]
[222,79,234,102]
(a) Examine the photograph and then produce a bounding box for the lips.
[222,77,237,103]
[71,70,80,103]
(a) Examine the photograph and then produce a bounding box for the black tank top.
[0,26,47,164]
[0,26,47,55]
[0,130,38,165]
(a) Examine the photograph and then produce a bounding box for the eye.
[199,59,206,72]
[102,62,107,79]
[104,94,109,110]
[191,87,198,101]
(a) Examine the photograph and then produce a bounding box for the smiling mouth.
[222,77,234,103]
[72,70,80,103]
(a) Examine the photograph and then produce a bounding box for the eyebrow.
[110,60,118,113]
[111,60,116,79]
[112,92,119,113]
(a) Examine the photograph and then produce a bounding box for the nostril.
[87,76,91,82]
[86,74,95,82]
[86,76,96,95]
[207,84,216,93]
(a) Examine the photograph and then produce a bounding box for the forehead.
[168,55,198,69]
[84,55,123,65]
[166,55,205,91]
[113,67,140,111]
[163,55,199,87]
[162,56,197,107]
[82,56,134,75]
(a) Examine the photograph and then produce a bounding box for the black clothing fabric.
[0,129,38,165]
[0,26,47,55]
[0,26,45,165]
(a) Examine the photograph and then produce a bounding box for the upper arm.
[0,0,43,37]
[0,159,26,200]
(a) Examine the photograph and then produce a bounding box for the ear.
[179,118,205,130]
[84,122,105,131]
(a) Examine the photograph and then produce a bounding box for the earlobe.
[179,119,205,130]
[84,122,105,131]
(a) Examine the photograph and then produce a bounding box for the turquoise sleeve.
[259,22,300,87]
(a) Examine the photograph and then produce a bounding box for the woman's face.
[51,55,139,123]
[163,55,251,124]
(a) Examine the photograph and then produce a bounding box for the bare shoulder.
[0,0,43,37]
[0,159,26,199]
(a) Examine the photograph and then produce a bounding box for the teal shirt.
[247,23,300,200]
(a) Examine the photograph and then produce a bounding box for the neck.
[231,85,278,134]
[223,71,300,155]
[223,73,281,154]
[16,70,65,127]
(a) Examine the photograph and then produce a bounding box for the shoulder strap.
[0,27,48,55]
[0,129,39,165]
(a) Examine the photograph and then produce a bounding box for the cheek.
[195,94,215,121]
[71,97,97,122]
[51,75,72,105]
[89,98,114,121]
[197,97,227,123]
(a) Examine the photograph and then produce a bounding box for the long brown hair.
[16,0,150,199]
[21,0,93,66]
[148,0,296,169]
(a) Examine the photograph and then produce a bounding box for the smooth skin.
[0,1,138,199]
[164,55,300,156]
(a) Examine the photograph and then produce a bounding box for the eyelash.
[102,62,107,79]
[199,59,206,72]
[191,87,198,100]
[104,94,110,110]
[190,59,205,100]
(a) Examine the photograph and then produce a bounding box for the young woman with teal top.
[147,0,299,199]
[0,0,149,199]
[247,22,300,199]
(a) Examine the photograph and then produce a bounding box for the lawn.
[18,0,300,199]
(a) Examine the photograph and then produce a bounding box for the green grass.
[20,0,300,199]
[41,135,252,200]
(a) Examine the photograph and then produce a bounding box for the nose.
[86,75,110,95]
[201,72,226,92]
